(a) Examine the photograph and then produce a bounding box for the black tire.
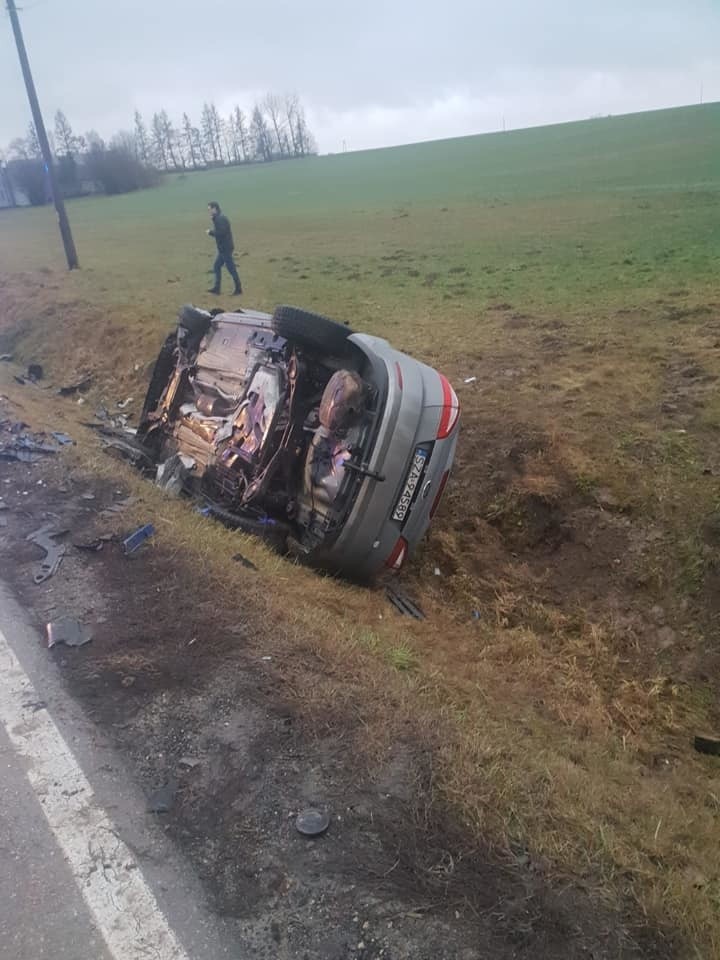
[272,305,353,355]
[139,332,176,426]
[178,303,212,338]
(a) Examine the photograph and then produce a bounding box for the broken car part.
[155,453,196,495]
[386,587,426,620]
[146,778,177,813]
[27,524,67,584]
[123,523,155,555]
[46,619,92,649]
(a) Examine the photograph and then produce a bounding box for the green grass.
[2,101,720,956]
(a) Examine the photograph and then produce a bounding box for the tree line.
[2,94,316,204]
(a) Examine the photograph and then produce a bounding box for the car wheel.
[139,332,176,425]
[178,303,212,338]
[272,305,354,355]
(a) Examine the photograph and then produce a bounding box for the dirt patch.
[0,409,658,958]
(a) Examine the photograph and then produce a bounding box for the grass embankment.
[2,102,720,955]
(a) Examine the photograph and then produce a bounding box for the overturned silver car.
[137,304,459,579]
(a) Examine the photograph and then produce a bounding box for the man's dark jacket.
[209,212,235,256]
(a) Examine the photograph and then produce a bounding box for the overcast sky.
[1,0,718,154]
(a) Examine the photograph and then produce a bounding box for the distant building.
[0,164,29,208]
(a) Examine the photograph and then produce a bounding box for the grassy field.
[2,101,720,955]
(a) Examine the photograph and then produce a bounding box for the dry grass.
[2,116,720,953]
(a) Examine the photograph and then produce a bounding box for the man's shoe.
[207,287,220,295]
[232,286,242,296]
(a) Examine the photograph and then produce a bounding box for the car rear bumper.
[321,335,459,578]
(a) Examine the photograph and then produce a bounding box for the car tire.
[139,332,176,425]
[272,305,353,355]
[178,303,212,338]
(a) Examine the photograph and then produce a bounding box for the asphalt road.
[0,581,240,960]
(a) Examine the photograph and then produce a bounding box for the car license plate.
[393,448,428,522]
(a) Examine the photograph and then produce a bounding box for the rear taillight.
[437,374,460,439]
[385,536,408,571]
[429,470,450,519]
[395,361,404,390]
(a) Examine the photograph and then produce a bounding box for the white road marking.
[0,626,190,960]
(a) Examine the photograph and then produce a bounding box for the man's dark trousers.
[213,252,242,292]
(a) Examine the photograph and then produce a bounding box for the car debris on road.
[147,778,178,813]
[27,524,67,584]
[122,523,155,555]
[46,619,92,648]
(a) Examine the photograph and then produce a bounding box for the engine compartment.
[138,309,383,553]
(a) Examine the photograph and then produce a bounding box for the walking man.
[206,201,242,295]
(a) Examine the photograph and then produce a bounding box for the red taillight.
[437,374,460,439]
[385,536,408,571]
[429,470,450,519]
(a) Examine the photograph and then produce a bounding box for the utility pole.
[6,0,79,268]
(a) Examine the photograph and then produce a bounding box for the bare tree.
[134,110,150,164]
[222,115,238,164]
[292,103,316,156]
[26,122,42,159]
[193,124,208,165]
[54,110,79,156]
[8,137,31,161]
[210,103,225,163]
[200,103,219,162]
[151,112,169,169]
[85,129,106,151]
[263,94,287,157]
[181,113,199,169]
[284,94,300,156]
[251,104,272,161]
[160,110,181,169]
[234,106,249,161]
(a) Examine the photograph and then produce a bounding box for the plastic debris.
[51,431,73,445]
[146,778,177,813]
[155,453,196,495]
[0,353,12,362]
[47,619,92,649]
[27,524,67,584]
[232,552,258,571]
[296,809,330,837]
[117,397,134,409]
[386,587,425,620]
[463,376,477,384]
[123,523,155,555]
[81,492,96,500]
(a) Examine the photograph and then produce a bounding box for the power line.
[6,0,78,269]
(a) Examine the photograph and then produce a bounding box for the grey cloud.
[1,0,718,151]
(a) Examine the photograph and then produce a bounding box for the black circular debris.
[296,808,330,837]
